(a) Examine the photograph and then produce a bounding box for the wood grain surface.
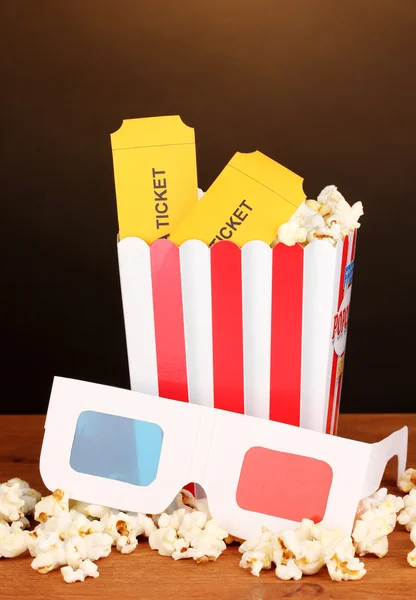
[0,414,414,599]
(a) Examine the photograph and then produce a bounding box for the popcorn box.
[117,229,357,434]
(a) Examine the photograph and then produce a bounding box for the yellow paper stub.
[111,116,198,242]
[170,151,305,247]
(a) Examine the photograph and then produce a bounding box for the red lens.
[236,447,333,523]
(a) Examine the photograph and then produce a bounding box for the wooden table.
[0,414,414,599]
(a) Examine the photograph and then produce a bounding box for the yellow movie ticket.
[170,151,305,247]
[111,116,198,242]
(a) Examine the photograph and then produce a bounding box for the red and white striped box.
[117,232,357,435]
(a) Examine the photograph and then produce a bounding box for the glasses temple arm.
[361,426,408,499]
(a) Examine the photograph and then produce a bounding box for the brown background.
[1,0,415,413]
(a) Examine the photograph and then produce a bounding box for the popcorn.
[143,515,158,538]
[61,565,86,584]
[306,222,342,246]
[326,199,364,235]
[29,524,112,574]
[30,531,67,573]
[100,509,156,546]
[34,489,69,523]
[83,532,113,561]
[352,518,390,558]
[295,517,315,541]
[294,540,325,575]
[171,489,212,518]
[240,528,284,578]
[0,478,41,522]
[398,468,416,493]
[149,503,227,563]
[70,501,112,519]
[284,525,331,577]
[0,520,30,558]
[407,526,416,567]
[68,510,105,537]
[1,482,230,584]
[28,494,113,576]
[177,510,208,542]
[2,481,391,586]
[204,518,228,540]
[397,489,416,532]
[64,535,88,568]
[157,508,188,530]
[326,552,366,582]
[282,524,324,576]
[6,478,41,516]
[275,558,303,581]
[306,198,332,217]
[79,558,100,578]
[173,542,222,563]
[353,488,404,557]
[148,526,178,557]
[100,509,141,542]
[407,547,416,567]
[240,550,271,576]
[239,519,366,582]
[29,508,105,550]
[275,221,307,247]
[181,520,227,562]
[44,500,156,555]
[356,487,391,517]
[316,529,366,581]
[317,185,345,207]
[116,534,138,554]
[240,522,326,579]
[274,185,363,247]
[398,490,416,567]
[312,525,345,556]
[61,559,99,583]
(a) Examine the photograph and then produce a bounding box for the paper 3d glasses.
[40,377,407,540]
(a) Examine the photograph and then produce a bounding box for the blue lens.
[70,411,163,486]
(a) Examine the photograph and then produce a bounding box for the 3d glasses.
[40,377,407,540]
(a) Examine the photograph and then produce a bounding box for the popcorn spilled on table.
[3,115,411,586]
[1,476,415,584]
